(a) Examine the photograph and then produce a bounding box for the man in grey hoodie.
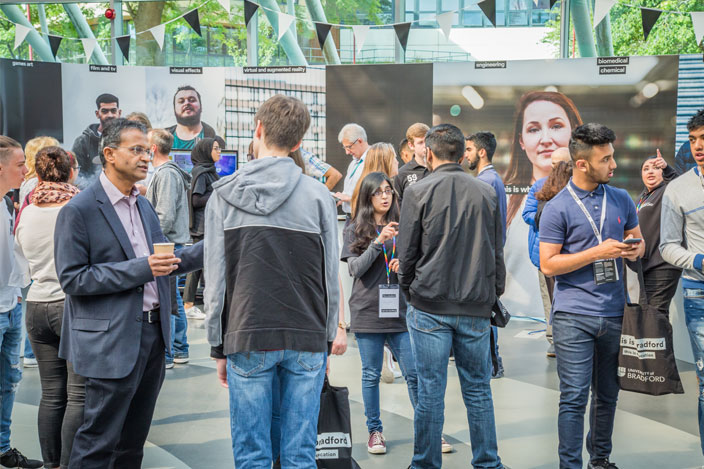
[146,129,192,368]
[204,95,339,468]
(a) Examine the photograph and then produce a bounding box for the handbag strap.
[623,258,646,304]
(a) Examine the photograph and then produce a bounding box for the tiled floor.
[13,317,704,468]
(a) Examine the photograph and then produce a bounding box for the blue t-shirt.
[539,180,639,317]
[477,165,507,246]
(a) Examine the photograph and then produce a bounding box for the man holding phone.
[539,123,643,469]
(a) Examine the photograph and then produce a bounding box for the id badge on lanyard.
[566,184,618,285]
[377,232,400,318]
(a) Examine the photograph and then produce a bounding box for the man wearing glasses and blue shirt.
[334,123,370,219]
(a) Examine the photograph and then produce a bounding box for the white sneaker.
[185,306,206,320]
[381,346,394,383]
[23,358,37,368]
[389,357,402,379]
[441,436,453,453]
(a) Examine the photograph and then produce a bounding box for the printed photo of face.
[174,89,202,127]
[520,100,572,180]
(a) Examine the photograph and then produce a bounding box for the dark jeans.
[552,311,622,469]
[26,300,85,469]
[638,268,681,317]
[183,235,203,304]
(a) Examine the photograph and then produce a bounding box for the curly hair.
[536,161,573,202]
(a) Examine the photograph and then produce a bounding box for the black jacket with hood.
[71,123,102,187]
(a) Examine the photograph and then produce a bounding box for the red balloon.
[105,8,115,20]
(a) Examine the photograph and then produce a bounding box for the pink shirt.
[99,172,160,311]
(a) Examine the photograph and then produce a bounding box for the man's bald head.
[551,147,571,168]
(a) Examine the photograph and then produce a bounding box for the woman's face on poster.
[520,100,572,176]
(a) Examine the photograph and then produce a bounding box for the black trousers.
[183,235,203,304]
[638,267,682,318]
[68,320,165,469]
[26,300,86,469]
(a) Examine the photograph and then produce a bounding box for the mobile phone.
[622,238,642,244]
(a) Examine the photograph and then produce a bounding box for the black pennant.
[116,34,131,62]
[641,8,662,41]
[244,0,259,26]
[184,9,202,37]
[314,22,332,49]
[478,0,496,27]
[550,0,558,9]
[48,35,62,59]
[393,22,411,52]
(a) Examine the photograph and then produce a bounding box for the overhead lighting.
[461,85,484,110]
[642,82,659,99]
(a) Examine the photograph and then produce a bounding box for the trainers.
[588,459,618,469]
[367,431,386,454]
[547,344,556,358]
[491,367,504,379]
[173,353,189,364]
[441,436,453,453]
[165,360,174,369]
[381,347,394,384]
[0,448,43,468]
[22,358,37,368]
[185,306,206,320]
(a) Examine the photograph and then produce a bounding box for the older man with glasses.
[334,123,370,219]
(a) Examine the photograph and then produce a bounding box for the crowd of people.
[0,91,703,469]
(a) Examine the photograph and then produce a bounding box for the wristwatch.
[338,322,347,329]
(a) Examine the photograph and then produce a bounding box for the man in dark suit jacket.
[54,118,203,468]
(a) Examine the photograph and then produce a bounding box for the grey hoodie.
[204,157,340,357]
[146,161,192,245]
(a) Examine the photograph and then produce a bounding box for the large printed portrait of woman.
[433,56,678,318]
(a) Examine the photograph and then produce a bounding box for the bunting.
[693,12,704,45]
[641,8,662,41]
[81,37,97,61]
[116,34,131,61]
[276,12,296,41]
[217,0,230,14]
[244,0,259,26]
[314,22,332,49]
[436,11,455,41]
[393,22,411,52]
[150,23,166,50]
[183,9,202,37]
[350,25,370,53]
[48,35,62,59]
[478,0,496,27]
[593,0,617,27]
[13,24,30,50]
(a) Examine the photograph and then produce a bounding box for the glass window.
[442,0,459,9]
[508,10,528,25]
[462,10,483,25]
[419,0,436,11]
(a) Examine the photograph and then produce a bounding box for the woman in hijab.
[183,137,221,317]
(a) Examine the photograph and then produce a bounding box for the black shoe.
[588,459,618,469]
[0,448,43,468]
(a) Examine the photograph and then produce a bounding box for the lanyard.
[566,183,607,244]
[636,191,651,212]
[349,158,364,179]
[376,230,396,284]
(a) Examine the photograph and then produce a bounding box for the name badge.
[594,259,619,285]
[379,284,400,318]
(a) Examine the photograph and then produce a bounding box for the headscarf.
[190,138,217,168]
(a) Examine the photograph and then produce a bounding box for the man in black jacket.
[398,124,505,469]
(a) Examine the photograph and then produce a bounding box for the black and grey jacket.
[397,163,506,317]
[205,157,340,358]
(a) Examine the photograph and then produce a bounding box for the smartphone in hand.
[622,238,642,245]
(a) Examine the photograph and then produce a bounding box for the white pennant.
[593,0,616,26]
[81,38,97,61]
[350,25,370,54]
[150,23,166,50]
[693,12,704,45]
[277,12,296,41]
[436,11,455,42]
[217,0,230,13]
[13,24,31,50]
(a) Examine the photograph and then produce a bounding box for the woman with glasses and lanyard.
[183,138,220,318]
[340,171,417,456]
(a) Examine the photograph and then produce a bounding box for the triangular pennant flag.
[436,11,454,41]
[277,12,295,41]
[48,35,62,59]
[641,8,662,41]
[693,12,704,46]
[351,25,370,54]
[217,0,230,13]
[550,0,558,9]
[81,38,97,61]
[593,0,616,27]
[116,34,131,61]
[183,9,202,37]
[13,24,31,50]
[478,0,496,27]
[393,22,411,52]
[244,0,259,26]
[150,23,166,50]
[314,22,332,49]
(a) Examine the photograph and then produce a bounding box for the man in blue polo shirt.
[539,123,643,469]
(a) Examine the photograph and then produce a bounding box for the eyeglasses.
[111,146,149,157]
[343,139,358,151]
[372,188,394,198]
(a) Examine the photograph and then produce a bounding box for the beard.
[587,166,611,185]
[467,158,478,171]
[175,107,202,127]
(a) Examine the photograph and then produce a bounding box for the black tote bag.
[316,376,361,469]
[618,264,684,396]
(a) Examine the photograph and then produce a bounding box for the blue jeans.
[23,336,33,360]
[166,288,188,361]
[407,305,501,469]
[552,311,622,469]
[0,304,23,453]
[491,326,503,375]
[356,332,418,433]
[683,287,704,456]
[227,349,326,468]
